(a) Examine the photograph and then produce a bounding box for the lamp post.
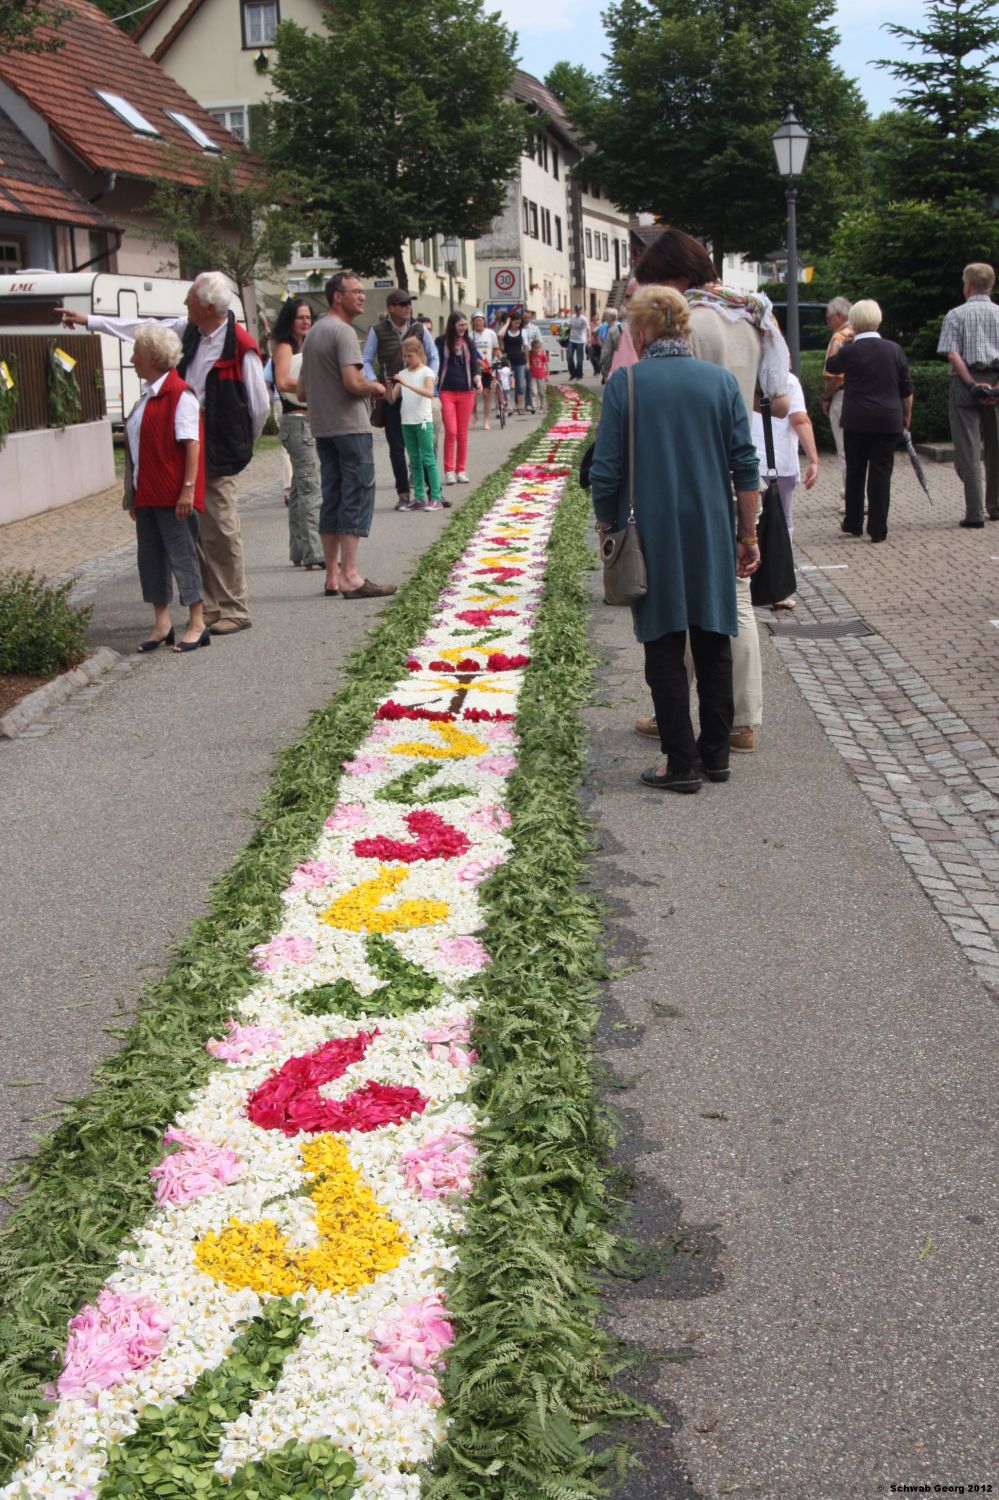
[442,235,459,315]
[771,105,810,375]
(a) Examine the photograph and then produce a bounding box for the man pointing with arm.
[63,271,268,634]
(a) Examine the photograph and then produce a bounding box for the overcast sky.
[493,0,921,120]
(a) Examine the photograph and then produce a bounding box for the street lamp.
[442,235,459,315]
[771,105,810,375]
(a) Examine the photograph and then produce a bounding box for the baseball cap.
[386,289,414,306]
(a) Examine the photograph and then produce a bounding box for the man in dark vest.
[62,271,270,634]
[362,289,439,509]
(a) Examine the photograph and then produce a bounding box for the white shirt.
[751,372,807,479]
[568,314,589,344]
[85,313,270,437]
[125,373,200,485]
[397,364,434,425]
[472,326,498,367]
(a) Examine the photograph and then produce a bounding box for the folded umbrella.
[903,428,932,503]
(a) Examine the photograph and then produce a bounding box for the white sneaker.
[444,471,456,485]
[456,471,470,484]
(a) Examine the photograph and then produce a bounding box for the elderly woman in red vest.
[125,324,208,654]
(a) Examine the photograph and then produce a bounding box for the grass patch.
[423,398,646,1498]
[0,416,550,1483]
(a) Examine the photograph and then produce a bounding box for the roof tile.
[0,107,116,229]
[0,0,258,189]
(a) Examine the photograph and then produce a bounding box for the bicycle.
[491,360,510,429]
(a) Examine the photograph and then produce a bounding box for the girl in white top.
[470,312,499,430]
[388,335,443,510]
[750,370,820,608]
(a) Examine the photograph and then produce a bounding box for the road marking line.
[800,564,849,571]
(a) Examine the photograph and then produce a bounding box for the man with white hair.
[938,262,999,526]
[62,272,269,634]
[599,308,621,382]
[821,296,853,499]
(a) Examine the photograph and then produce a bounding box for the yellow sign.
[52,347,77,373]
[803,266,814,283]
[0,360,13,391]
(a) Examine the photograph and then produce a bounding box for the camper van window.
[94,91,161,137]
[165,110,222,153]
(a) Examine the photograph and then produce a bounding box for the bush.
[798,351,952,448]
[0,570,92,676]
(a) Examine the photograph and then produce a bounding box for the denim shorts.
[315,432,376,537]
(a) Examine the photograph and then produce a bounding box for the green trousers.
[401,420,442,501]
[279,413,324,565]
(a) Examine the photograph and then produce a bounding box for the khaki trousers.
[829,387,847,496]
[197,471,250,624]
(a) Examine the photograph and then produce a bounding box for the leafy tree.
[875,0,999,202]
[90,0,145,30]
[0,0,69,52]
[543,62,599,115]
[263,0,526,287]
[558,0,869,271]
[133,152,301,312]
[828,197,999,354]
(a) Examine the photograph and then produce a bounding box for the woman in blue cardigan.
[590,286,761,793]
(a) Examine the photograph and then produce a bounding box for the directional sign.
[489,265,522,300]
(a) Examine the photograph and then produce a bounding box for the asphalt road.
[587,575,998,1498]
[0,409,538,1174]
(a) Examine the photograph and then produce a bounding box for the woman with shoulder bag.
[271,297,324,569]
[589,286,761,793]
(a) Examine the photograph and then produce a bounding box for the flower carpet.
[1,391,612,1499]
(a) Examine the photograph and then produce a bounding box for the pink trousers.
[440,389,476,473]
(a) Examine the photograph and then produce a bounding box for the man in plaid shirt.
[938,262,999,527]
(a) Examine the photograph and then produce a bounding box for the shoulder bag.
[601,365,648,605]
[749,395,796,606]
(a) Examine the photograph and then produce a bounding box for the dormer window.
[95,90,160,137]
[165,110,222,153]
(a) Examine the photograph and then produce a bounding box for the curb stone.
[0,646,121,739]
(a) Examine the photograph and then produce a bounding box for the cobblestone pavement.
[775,454,999,992]
[0,448,284,585]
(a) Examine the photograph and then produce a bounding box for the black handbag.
[579,441,594,488]
[749,397,797,607]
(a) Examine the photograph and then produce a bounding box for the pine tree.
[876,0,999,202]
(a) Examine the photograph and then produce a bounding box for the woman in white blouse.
[124,325,208,653]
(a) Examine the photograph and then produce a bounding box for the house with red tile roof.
[0,0,258,283]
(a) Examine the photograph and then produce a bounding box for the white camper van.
[0,271,248,423]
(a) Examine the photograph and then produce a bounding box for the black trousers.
[844,429,896,540]
[382,393,411,498]
[644,627,734,775]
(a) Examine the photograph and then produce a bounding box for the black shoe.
[640,766,701,793]
[840,521,862,536]
[173,628,211,653]
[696,761,731,783]
[137,627,174,653]
[869,534,887,543]
[960,518,985,528]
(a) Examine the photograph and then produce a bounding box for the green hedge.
[0,570,92,676]
[798,351,951,448]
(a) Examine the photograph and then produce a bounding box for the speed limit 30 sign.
[489,265,522,300]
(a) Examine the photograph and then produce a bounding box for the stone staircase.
[603,278,629,315]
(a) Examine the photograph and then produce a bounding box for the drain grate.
[765,617,875,639]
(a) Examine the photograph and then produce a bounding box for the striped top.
[937,295,999,368]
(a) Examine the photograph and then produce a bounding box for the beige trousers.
[197,471,250,624]
[829,388,847,496]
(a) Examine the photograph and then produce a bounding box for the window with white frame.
[522,197,530,234]
[165,109,221,152]
[529,202,539,239]
[555,215,563,251]
[541,208,551,245]
[602,233,609,260]
[585,228,593,257]
[95,90,160,136]
[210,108,247,143]
[243,0,278,47]
[552,146,559,180]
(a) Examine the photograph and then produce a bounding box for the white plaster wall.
[0,420,116,523]
[139,0,325,111]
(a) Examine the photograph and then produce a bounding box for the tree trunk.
[393,245,409,291]
[709,236,724,279]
